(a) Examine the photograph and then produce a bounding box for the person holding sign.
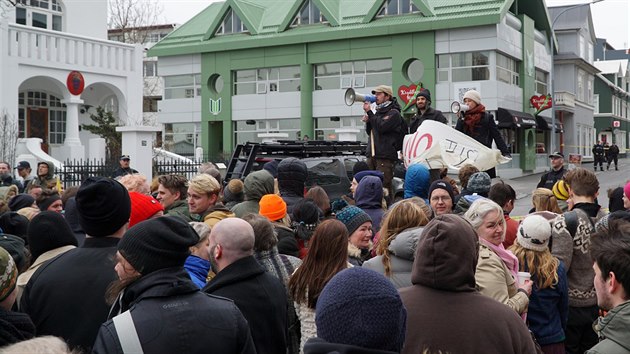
[455,90,511,178]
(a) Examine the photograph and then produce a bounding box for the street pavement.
[503,157,629,218]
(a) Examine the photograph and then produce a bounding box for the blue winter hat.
[316,267,407,352]
[353,170,384,184]
[335,206,372,236]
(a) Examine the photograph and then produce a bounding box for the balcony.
[7,23,140,74]
[554,91,576,111]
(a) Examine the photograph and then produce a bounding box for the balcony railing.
[554,91,576,108]
[7,23,138,73]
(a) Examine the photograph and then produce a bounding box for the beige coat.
[475,243,529,315]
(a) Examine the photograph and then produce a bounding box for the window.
[163,123,200,157]
[143,97,160,112]
[535,69,548,95]
[216,8,248,35]
[593,94,599,114]
[49,110,66,144]
[577,70,585,102]
[143,61,158,77]
[291,0,327,26]
[587,76,593,105]
[496,53,519,86]
[233,66,300,95]
[315,59,392,90]
[437,51,490,82]
[16,0,62,31]
[16,7,26,25]
[164,75,201,99]
[377,0,419,16]
[18,91,66,143]
[32,12,47,28]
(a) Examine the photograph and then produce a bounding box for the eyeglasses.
[430,196,451,202]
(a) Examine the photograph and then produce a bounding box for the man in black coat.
[607,143,620,170]
[409,88,448,134]
[592,141,605,171]
[92,216,255,354]
[537,152,567,190]
[203,218,288,354]
[110,155,138,179]
[20,177,131,352]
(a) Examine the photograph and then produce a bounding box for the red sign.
[530,95,552,111]
[398,84,418,105]
[67,71,85,96]
[613,120,620,127]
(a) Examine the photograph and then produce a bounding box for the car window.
[304,159,342,186]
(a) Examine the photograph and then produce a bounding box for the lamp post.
[549,0,604,153]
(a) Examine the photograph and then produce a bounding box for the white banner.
[402,120,511,171]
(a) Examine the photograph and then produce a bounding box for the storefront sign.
[398,84,418,105]
[66,71,85,96]
[530,94,552,113]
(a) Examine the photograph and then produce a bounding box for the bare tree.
[108,0,163,44]
[0,108,18,165]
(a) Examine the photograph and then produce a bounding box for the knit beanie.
[262,160,280,179]
[467,172,491,196]
[624,181,630,200]
[0,234,26,272]
[316,267,407,352]
[76,177,131,237]
[0,212,29,241]
[259,194,287,222]
[27,211,78,261]
[595,210,630,233]
[128,192,164,228]
[517,215,552,251]
[37,193,61,212]
[428,179,455,202]
[353,170,384,184]
[0,246,17,302]
[189,222,211,242]
[417,88,431,103]
[552,180,570,201]
[277,158,308,195]
[463,89,482,104]
[8,194,35,212]
[223,179,244,204]
[118,216,198,275]
[352,161,369,176]
[335,206,372,236]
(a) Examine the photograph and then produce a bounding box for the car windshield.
[304,159,342,186]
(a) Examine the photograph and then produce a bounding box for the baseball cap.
[15,161,30,170]
[120,155,131,160]
[549,152,564,159]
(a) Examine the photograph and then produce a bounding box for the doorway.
[28,108,48,153]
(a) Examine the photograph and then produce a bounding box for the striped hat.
[552,180,569,201]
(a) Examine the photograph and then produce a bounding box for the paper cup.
[518,271,531,286]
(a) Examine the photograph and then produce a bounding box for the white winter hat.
[463,90,482,104]
[517,215,552,252]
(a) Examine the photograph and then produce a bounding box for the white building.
[2,0,142,163]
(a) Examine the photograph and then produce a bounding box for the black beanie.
[428,179,455,203]
[0,212,29,241]
[37,193,61,212]
[118,216,198,275]
[0,234,27,272]
[417,88,431,104]
[27,211,78,261]
[8,194,35,211]
[76,177,131,237]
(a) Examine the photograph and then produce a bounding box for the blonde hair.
[119,174,150,195]
[532,188,562,214]
[189,174,221,197]
[378,199,429,276]
[509,241,559,289]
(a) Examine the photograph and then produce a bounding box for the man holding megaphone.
[361,85,406,198]
[454,89,511,179]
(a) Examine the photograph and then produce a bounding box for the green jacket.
[165,200,192,222]
[586,300,630,354]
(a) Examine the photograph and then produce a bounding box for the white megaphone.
[450,101,470,114]
[344,88,377,106]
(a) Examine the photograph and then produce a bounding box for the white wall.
[64,0,108,39]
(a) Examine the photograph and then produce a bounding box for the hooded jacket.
[278,158,308,215]
[32,161,57,190]
[354,175,384,233]
[586,300,630,354]
[399,214,536,354]
[362,227,423,289]
[365,98,404,161]
[403,164,430,202]
[231,170,275,218]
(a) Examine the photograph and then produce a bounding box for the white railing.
[7,23,138,73]
[554,91,576,108]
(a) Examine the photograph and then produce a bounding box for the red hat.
[259,194,287,222]
[129,192,164,227]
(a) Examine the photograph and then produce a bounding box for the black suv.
[225,140,405,201]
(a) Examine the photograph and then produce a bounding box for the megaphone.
[344,88,376,106]
[450,101,470,114]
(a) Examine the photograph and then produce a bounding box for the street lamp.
[549,0,604,153]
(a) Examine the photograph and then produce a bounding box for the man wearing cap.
[20,177,131,351]
[361,85,405,197]
[111,155,138,179]
[409,88,448,134]
[14,161,34,193]
[203,218,288,354]
[592,141,605,172]
[537,152,567,190]
[92,217,256,354]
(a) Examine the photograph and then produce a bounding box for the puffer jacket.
[403,164,430,202]
[362,227,423,289]
[365,98,404,161]
[586,300,630,354]
[231,170,275,218]
[354,175,384,233]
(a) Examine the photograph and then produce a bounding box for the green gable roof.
[150,0,545,57]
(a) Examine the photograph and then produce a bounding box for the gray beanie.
[467,172,491,196]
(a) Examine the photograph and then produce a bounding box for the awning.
[534,116,564,133]
[497,108,537,129]
[545,117,564,133]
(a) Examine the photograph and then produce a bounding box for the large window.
[163,123,200,157]
[143,61,158,77]
[164,75,201,99]
[216,8,248,35]
[535,69,548,95]
[437,51,490,82]
[17,91,66,143]
[234,119,300,145]
[292,0,327,26]
[377,0,420,16]
[577,69,585,102]
[233,66,300,95]
[314,59,392,90]
[15,0,63,31]
[496,53,519,86]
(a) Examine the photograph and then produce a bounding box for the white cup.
[518,271,531,286]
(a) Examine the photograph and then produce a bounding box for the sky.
[156,0,629,50]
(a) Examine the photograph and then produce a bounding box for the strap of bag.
[112,310,144,354]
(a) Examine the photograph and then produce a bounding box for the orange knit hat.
[259,194,287,222]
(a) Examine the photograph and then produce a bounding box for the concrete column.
[116,126,160,179]
[300,63,314,139]
[59,97,85,161]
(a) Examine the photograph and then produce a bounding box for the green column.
[300,63,314,139]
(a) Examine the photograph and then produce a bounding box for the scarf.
[376,100,392,111]
[479,237,519,281]
[463,103,486,134]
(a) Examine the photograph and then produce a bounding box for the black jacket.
[0,307,35,347]
[409,107,448,134]
[92,267,256,354]
[455,111,510,156]
[365,99,404,161]
[537,166,566,190]
[111,167,138,179]
[203,255,288,354]
[20,237,119,352]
